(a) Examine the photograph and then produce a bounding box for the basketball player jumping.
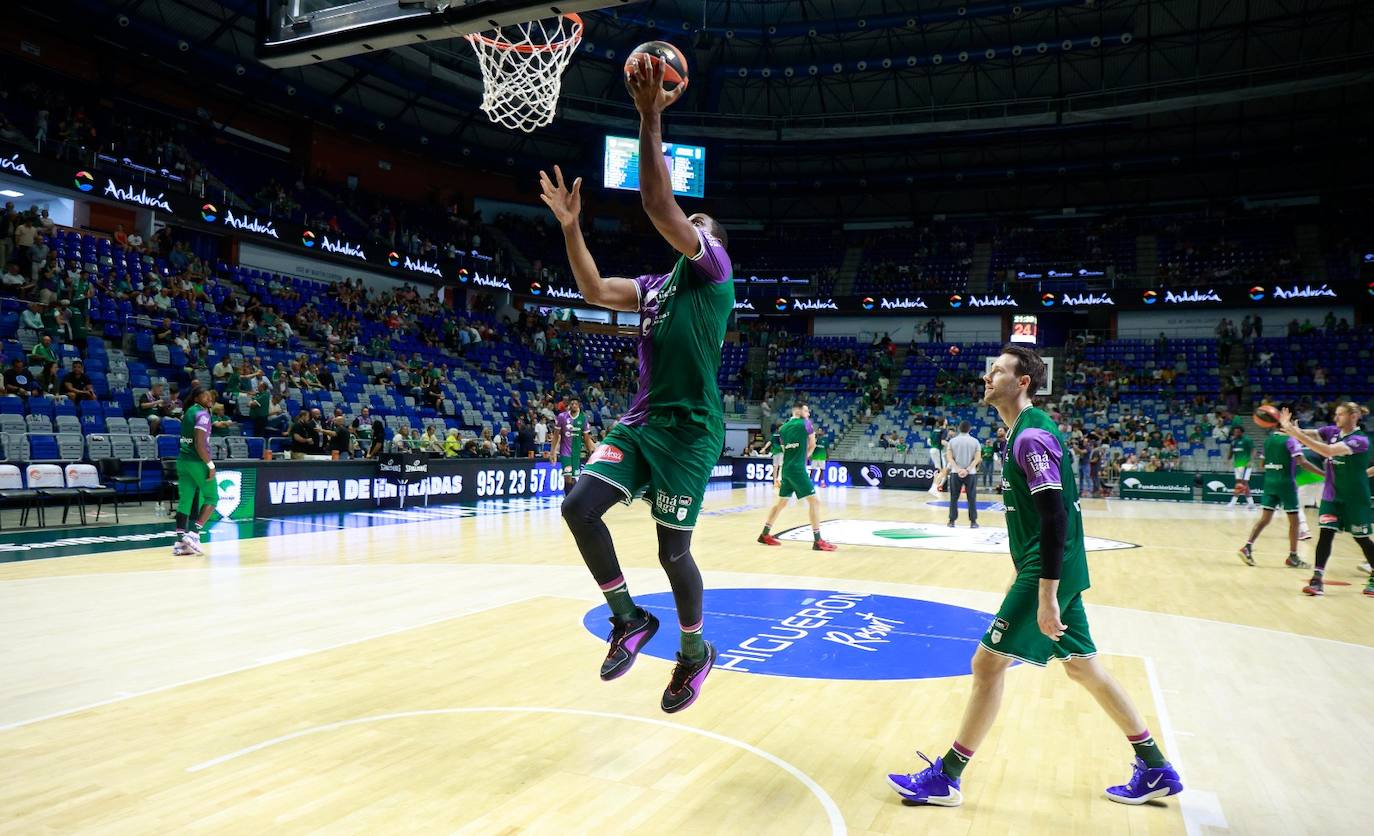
[888,346,1183,807]
[172,385,218,556]
[549,397,595,491]
[1277,403,1374,597]
[757,400,837,551]
[1239,415,1323,567]
[540,55,734,712]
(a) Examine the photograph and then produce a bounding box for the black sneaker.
[600,609,659,681]
[1285,553,1308,568]
[1303,576,1324,597]
[1238,544,1255,566]
[661,641,717,713]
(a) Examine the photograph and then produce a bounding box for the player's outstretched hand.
[1277,407,1295,432]
[1037,597,1066,641]
[626,54,687,115]
[538,166,582,227]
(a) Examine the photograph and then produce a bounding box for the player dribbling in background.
[757,400,837,551]
[887,345,1183,808]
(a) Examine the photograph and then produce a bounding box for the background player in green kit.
[756,400,837,551]
[549,397,594,491]
[888,346,1183,808]
[1239,418,1323,567]
[1278,403,1374,597]
[172,386,218,556]
[540,54,732,713]
[1227,426,1256,507]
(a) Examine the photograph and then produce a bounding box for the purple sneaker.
[1105,757,1184,805]
[886,752,963,807]
[600,610,660,681]
[660,641,716,713]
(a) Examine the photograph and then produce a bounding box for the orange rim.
[465,12,583,54]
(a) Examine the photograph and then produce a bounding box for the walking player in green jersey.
[172,386,218,556]
[888,346,1183,808]
[1227,426,1256,507]
[1278,403,1374,597]
[540,53,732,713]
[1239,417,1323,567]
[756,400,837,551]
[549,397,594,492]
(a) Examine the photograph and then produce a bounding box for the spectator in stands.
[33,360,58,396]
[28,334,56,373]
[210,402,235,437]
[365,420,386,459]
[329,416,353,458]
[317,364,336,391]
[515,417,535,458]
[3,358,34,399]
[478,428,497,456]
[289,410,316,459]
[444,429,462,457]
[13,218,36,276]
[246,381,270,436]
[419,425,444,454]
[60,360,96,402]
[389,426,412,453]
[19,301,44,333]
[139,383,172,433]
[2,262,28,294]
[212,356,233,383]
[113,225,128,248]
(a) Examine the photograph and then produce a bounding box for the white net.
[465,14,583,133]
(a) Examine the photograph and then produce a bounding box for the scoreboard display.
[1010,314,1039,344]
[604,135,706,198]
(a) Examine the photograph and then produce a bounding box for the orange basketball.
[1253,404,1281,428]
[625,41,689,92]
[948,345,961,357]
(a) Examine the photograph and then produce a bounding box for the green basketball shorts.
[1261,482,1300,513]
[777,468,816,499]
[176,456,219,516]
[1319,499,1372,537]
[979,577,1097,666]
[582,420,724,530]
[559,454,581,479]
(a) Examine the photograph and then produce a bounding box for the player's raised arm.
[1279,409,1355,458]
[626,56,699,258]
[539,166,638,311]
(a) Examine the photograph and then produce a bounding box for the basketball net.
[465,13,583,133]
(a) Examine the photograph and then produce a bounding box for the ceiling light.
[0,189,24,198]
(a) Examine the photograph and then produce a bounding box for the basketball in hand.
[625,41,689,94]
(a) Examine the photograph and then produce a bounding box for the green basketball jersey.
[778,416,814,475]
[622,229,734,430]
[769,430,782,456]
[1230,435,1254,466]
[1261,431,1301,488]
[1003,407,1089,594]
[179,404,211,461]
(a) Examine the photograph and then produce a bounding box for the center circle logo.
[584,588,995,680]
[301,230,316,247]
[1040,292,1055,307]
[200,203,217,222]
[1142,289,1158,304]
[948,294,962,308]
[73,170,94,192]
[387,251,400,267]
[861,296,875,310]
[1249,286,1265,300]
[774,297,788,311]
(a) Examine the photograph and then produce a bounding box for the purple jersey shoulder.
[1013,427,1063,492]
[686,226,731,285]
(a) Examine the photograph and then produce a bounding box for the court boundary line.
[0,596,534,732]
[184,706,846,835]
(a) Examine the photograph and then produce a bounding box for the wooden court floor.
[2,484,1372,835]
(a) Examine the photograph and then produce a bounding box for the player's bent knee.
[970,646,1012,680]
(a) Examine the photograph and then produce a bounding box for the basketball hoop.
[465,13,583,133]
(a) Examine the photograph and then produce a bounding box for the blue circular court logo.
[583,587,994,680]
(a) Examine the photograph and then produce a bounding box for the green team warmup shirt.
[176,404,218,515]
[582,226,733,529]
[776,416,815,499]
[1261,431,1303,511]
[981,406,1096,666]
[1230,435,1254,468]
[557,409,588,475]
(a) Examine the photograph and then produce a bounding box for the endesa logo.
[529,282,543,296]
[388,251,401,267]
[948,294,963,308]
[201,203,217,222]
[862,297,875,310]
[775,297,788,311]
[1249,286,1265,301]
[73,170,94,192]
[1141,289,1158,304]
[301,230,316,247]
[1041,292,1056,307]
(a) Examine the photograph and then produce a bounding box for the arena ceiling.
[29,1,1374,215]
